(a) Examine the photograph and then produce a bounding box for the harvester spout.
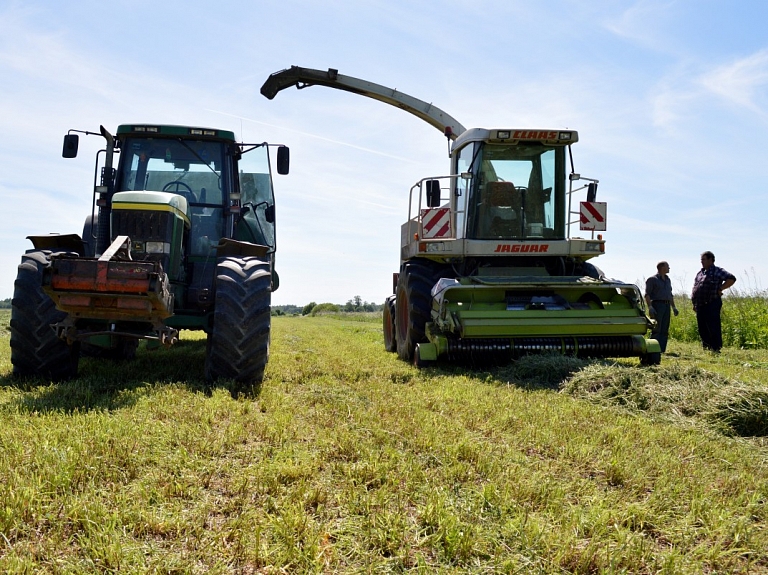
[261,65,466,140]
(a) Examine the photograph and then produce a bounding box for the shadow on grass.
[0,338,243,414]
[428,352,595,392]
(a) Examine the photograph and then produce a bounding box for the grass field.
[1,309,768,573]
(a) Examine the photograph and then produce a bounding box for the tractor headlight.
[585,242,601,252]
[145,241,171,254]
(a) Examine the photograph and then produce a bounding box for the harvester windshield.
[460,142,566,241]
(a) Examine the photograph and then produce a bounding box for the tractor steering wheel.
[162,180,195,203]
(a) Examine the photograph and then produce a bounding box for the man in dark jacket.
[691,251,736,352]
[645,261,678,353]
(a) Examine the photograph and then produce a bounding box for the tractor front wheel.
[10,250,79,380]
[205,256,272,397]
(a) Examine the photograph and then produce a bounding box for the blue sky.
[1,0,766,306]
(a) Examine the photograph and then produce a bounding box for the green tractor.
[10,124,289,394]
[262,66,660,367]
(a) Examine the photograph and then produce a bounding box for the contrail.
[206,109,419,163]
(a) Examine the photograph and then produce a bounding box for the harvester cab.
[11,123,289,393]
[261,66,660,367]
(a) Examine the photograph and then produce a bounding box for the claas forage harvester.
[261,66,661,367]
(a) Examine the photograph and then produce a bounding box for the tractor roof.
[116,124,236,141]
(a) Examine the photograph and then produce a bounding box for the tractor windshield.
[117,137,229,256]
[117,137,226,206]
[465,142,566,240]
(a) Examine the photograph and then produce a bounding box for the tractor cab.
[113,126,280,262]
[452,129,573,242]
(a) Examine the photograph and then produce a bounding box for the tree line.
[272,296,383,316]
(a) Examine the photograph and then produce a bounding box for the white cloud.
[698,49,768,118]
[602,0,678,52]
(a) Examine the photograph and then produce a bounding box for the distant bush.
[309,303,340,316]
[272,304,302,316]
[342,295,382,312]
[302,302,317,316]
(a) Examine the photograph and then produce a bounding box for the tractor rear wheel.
[205,256,272,397]
[383,295,397,352]
[395,260,438,362]
[10,250,79,380]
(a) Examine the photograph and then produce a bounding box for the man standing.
[645,261,678,353]
[691,251,736,353]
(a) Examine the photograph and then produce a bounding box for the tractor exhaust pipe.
[95,126,116,256]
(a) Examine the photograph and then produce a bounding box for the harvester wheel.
[383,295,397,352]
[205,256,272,397]
[413,344,435,368]
[640,352,661,366]
[395,261,437,362]
[10,250,79,380]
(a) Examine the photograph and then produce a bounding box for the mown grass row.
[1,311,768,573]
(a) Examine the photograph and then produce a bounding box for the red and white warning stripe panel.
[579,201,606,231]
[420,208,451,238]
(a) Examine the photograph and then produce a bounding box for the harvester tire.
[205,256,271,397]
[413,344,434,368]
[395,261,437,362]
[383,295,397,352]
[10,250,79,380]
[640,352,661,366]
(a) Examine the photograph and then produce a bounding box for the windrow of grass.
[1,312,767,573]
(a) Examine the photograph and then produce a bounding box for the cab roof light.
[497,130,511,139]
[189,128,218,136]
[558,131,572,141]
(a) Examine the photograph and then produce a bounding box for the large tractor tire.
[395,260,438,362]
[10,250,79,380]
[205,256,272,397]
[382,295,397,352]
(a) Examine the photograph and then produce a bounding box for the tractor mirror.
[276,146,290,175]
[62,134,79,158]
[587,182,598,202]
[426,180,441,207]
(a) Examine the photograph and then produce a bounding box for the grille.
[112,210,173,242]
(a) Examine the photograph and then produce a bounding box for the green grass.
[1,310,768,573]
[669,290,768,349]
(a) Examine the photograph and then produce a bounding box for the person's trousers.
[696,298,723,352]
[651,301,671,352]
